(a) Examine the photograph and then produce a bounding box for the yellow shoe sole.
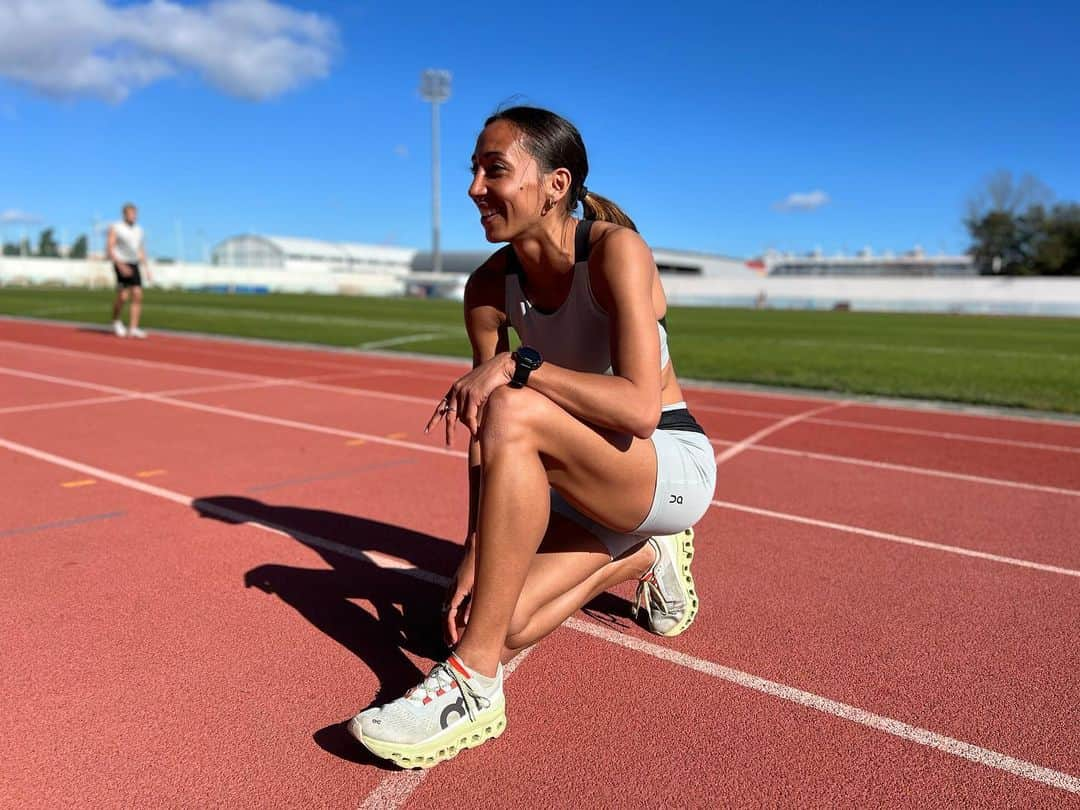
[657,528,698,638]
[348,700,507,770]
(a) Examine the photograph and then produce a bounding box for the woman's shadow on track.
[191,495,465,770]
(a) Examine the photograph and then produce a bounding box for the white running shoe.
[634,528,698,637]
[348,655,506,769]
[112,320,127,337]
[129,327,147,339]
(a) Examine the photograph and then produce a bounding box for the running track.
[1,318,1077,809]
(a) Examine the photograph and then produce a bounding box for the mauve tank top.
[503,220,670,375]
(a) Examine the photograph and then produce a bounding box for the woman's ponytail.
[580,189,637,232]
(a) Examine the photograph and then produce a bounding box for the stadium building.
[762,246,975,277]
[211,234,763,279]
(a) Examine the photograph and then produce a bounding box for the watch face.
[517,346,542,369]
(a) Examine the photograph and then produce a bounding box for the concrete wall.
[0,257,407,297]
[4,256,1080,316]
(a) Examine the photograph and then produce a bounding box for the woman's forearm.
[524,361,660,439]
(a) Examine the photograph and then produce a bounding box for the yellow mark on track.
[61,479,96,488]
[136,469,167,478]
[345,439,366,446]
[386,432,408,440]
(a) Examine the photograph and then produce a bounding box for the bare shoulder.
[588,223,656,295]
[464,246,513,337]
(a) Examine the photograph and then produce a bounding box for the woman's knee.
[479,385,545,450]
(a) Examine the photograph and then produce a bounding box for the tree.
[968,210,1027,274]
[966,171,1055,275]
[966,170,1054,221]
[1029,204,1080,276]
[69,234,88,259]
[36,228,60,257]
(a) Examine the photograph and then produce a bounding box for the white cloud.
[774,190,830,212]
[0,209,42,224]
[0,0,338,103]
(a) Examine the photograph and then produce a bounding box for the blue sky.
[1,1,1077,261]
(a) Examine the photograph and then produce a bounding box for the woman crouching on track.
[349,106,717,768]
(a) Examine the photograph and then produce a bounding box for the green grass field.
[2,286,1078,414]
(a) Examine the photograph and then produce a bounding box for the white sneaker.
[129,327,147,339]
[635,528,699,637]
[348,655,506,769]
[112,320,127,337]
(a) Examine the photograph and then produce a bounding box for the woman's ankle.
[622,539,657,580]
[451,644,501,679]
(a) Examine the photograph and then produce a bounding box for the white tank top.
[503,220,670,375]
[111,221,144,264]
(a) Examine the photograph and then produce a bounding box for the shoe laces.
[405,660,490,720]
[634,539,677,619]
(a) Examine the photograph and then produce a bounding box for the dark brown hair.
[484,106,637,231]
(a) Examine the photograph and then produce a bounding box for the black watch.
[509,346,543,389]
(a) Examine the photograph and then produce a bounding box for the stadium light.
[420,69,451,274]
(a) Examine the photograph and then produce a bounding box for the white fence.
[3,256,1080,316]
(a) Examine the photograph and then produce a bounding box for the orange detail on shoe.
[422,696,432,704]
[448,656,471,679]
[436,689,446,696]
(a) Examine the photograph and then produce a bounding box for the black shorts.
[113,262,143,288]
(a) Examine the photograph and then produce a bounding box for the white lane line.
[6,358,1078,505]
[357,645,536,810]
[8,364,1073,576]
[357,333,452,351]
[715,402,851,465]
[710,499,1080,577]
[2,435,1076,796]
[4,361,1076,502]
[563,617,1080,795]
[710,438,1080,498]
[7,360,1075,576]
[0,436,439,581]
[0,366,466,461]
[0,338,439,407]
[809,415,1080,454]
[0,338,269,381]
[0,379,314,417]
[9,328,1080,433]
[687,381,1080,429]
[692,401,1080,455]
[0,394,133,415]
[6,334,1080,448]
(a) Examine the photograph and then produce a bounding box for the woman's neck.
[511,216,577,278]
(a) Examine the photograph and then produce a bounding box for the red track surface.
[1,318,1077,809]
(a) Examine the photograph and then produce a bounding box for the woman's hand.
[425,351,514,446]
[443,540,477,646]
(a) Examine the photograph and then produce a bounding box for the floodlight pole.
[420,70,451,274]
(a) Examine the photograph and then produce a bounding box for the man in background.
[108,202,149,338]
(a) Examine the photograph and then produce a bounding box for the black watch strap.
[509,365,530,389]
[509,347,542,389]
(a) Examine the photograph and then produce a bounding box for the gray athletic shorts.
[550,402,717,559]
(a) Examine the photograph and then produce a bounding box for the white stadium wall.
[3,256,1080,316]
[0,257,408,298]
